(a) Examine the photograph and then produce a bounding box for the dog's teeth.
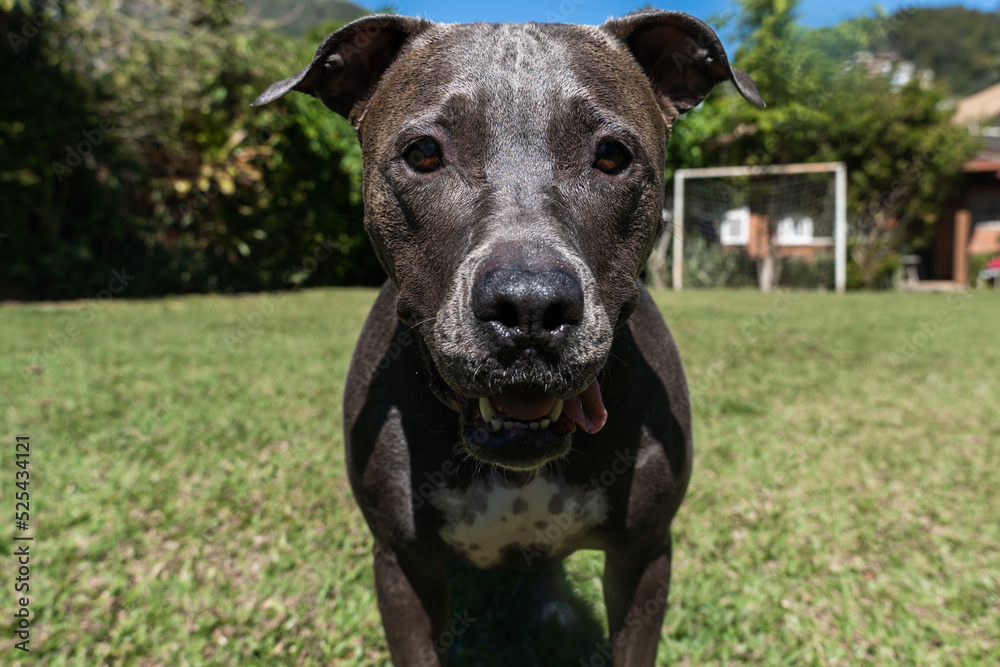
[529,421,539,430]
[489,418,502,432]
[503,421,515,430]
[479,396,497,422]
[548,399,564,422]
[539,418,551,428]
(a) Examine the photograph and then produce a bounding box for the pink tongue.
[492,389,557,421]
[563,379,607,434]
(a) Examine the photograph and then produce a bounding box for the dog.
[254,9,762,665]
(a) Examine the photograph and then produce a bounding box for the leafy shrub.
[680,236,759,288]
[779,255,835,290]
[0,1,379,300]
[968,253,998,287]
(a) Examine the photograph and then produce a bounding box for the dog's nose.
[472,265,584,350]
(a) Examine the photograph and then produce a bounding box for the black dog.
[255,9,762,665]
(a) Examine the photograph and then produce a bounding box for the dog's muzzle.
[427,256,609,470]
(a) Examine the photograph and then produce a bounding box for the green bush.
[680,236,759,288]
[0,1,378,300]
[779,255,836,290]
[675,239,837,290]
[968,253,998,287]
[846,252,900,290]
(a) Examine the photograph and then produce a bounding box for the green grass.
[2,288,998,665]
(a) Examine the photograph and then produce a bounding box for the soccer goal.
[657,162,847,292]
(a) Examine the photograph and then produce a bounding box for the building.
[928,82,1000,284]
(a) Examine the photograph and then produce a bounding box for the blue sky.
[369,0,999,30]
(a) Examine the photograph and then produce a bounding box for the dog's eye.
[404,138,444,172]
[593,140,631,175]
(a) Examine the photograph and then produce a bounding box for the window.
[969,192,1000,226]
[719,207,750,245]
[776,215,814,245]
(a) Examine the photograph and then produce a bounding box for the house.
[718,206,834,260]
[927,82,1000,284]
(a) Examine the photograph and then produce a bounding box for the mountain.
[246,0,370,35]
[887,6,1000,97]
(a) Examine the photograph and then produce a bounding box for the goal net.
[650,163,847,292]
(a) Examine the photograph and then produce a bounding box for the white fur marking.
[431,475,607,568]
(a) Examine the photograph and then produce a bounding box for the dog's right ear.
[252,14,431,126]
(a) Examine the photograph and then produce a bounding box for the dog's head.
[255,11,762,470]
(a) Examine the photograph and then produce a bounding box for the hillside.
[246,0,369,35]
[887,6,1000,96]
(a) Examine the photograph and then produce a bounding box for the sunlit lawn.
[2,287,997,665]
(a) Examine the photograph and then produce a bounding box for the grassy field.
[2,287,998,666]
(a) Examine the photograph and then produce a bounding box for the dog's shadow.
[446,560,608,666]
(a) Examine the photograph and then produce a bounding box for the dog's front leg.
[373,544,449,666]
[602,540,673,666]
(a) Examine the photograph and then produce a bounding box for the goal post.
[667,162,847,293]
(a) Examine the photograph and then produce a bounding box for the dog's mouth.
[430,365,608,469]
[476,382,608,435]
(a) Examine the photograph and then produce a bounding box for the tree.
[1,0,378,299]
[887,6,1000,97]
[663,0,978,289]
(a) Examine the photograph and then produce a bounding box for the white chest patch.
[430,473,608,568]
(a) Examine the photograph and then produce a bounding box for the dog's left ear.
[252,14,432,126]
[602,10,765,118]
